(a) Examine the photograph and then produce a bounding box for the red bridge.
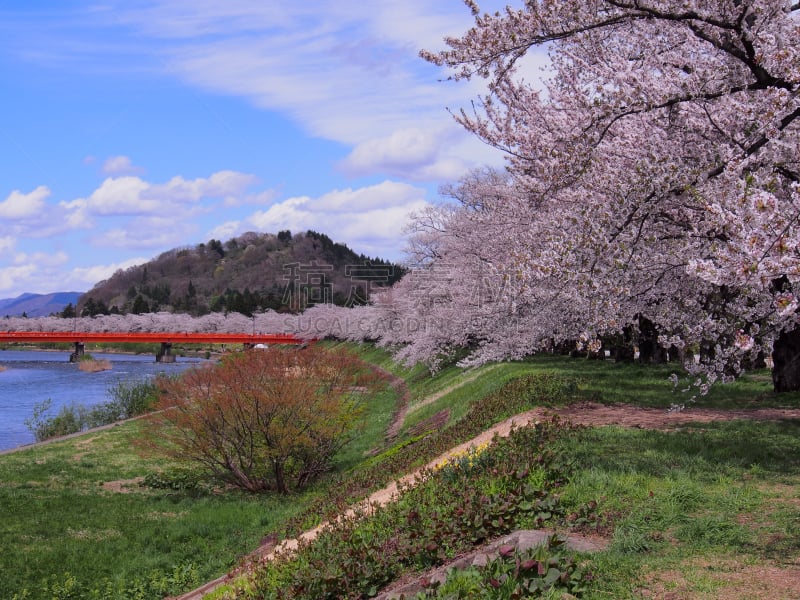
[0,331,305,362]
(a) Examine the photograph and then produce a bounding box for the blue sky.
[0,0,522,298]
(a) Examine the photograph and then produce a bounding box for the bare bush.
[142,345,386,494]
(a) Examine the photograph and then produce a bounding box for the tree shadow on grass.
[563,419,800,480]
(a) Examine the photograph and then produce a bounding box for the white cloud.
[63,170,262,223]
[248,196,311,228]
[103,1,496,149]
[0,265,37,294]
[0,186,50,219]
[102,155,145,175]
[0,251,70,295]
[8,1,530,185]
[207,220,242,241]
[0,236,16,253]
[91,216,197,250]
[43,170,271,255]
[120,1,519,181]
[82,176,155,216]
[69,257,149,289]
[145,171,259,203]
[313,183,424,213]
[0,252,149,297]
[224,188,280,208]
[233,180,430,258]
[166,37,423,144]
[338,125,499,182]
[340,127,443,177]
[0,188,83,240]
[14,251,68,267]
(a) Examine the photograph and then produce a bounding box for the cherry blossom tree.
[374,167,598,369]
[411,1,800,390]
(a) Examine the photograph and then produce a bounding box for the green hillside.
[78,230,404,316]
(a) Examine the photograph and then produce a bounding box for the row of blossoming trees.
[320,0,800,393]
[391,0,800,394]
[1,312,302,336]
[3,1,800,393]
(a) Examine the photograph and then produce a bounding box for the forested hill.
[78,231,405,317]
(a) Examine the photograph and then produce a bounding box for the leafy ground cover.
[211,417,597,599]
[210,413,800,599]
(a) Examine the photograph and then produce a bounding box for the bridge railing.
[0,331,304,344]
[0,331,306,362]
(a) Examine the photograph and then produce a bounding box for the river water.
[0,350,203,451]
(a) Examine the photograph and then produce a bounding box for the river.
[0,349,204,451]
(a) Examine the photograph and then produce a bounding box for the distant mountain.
[79,230,405,316]
[0,292,83,318]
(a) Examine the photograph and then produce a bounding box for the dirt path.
[175,401,800,599]
[523,401,800,430]
[405,364,502,417]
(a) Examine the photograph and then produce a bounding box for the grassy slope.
[2,347,799,598]
[0,348,400,599]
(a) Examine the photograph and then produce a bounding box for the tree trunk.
[772,327,800,393]
[273,459,288,495]
[637,316,668,364]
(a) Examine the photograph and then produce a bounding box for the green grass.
[0,349,400,600]
[3,345,799,599]
[562,420,800,481]
[516,354,800,409]
[0,421,312,598]
[331,376,399,471]
[552,419,800,598]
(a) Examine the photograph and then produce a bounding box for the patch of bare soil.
[377,367,411,442]
[526,401,800,430]
[71,435,101,462]
[75,435,100,448]
[101,477,144,493]
[639,558,800,600]
[405,409,450,438]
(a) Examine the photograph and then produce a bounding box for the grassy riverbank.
[1,422,307,598]
[2,347,799,598]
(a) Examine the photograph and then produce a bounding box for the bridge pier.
[69,342,85,362]
[156,342,176,363]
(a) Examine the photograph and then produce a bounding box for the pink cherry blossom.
[395,0,800,388]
